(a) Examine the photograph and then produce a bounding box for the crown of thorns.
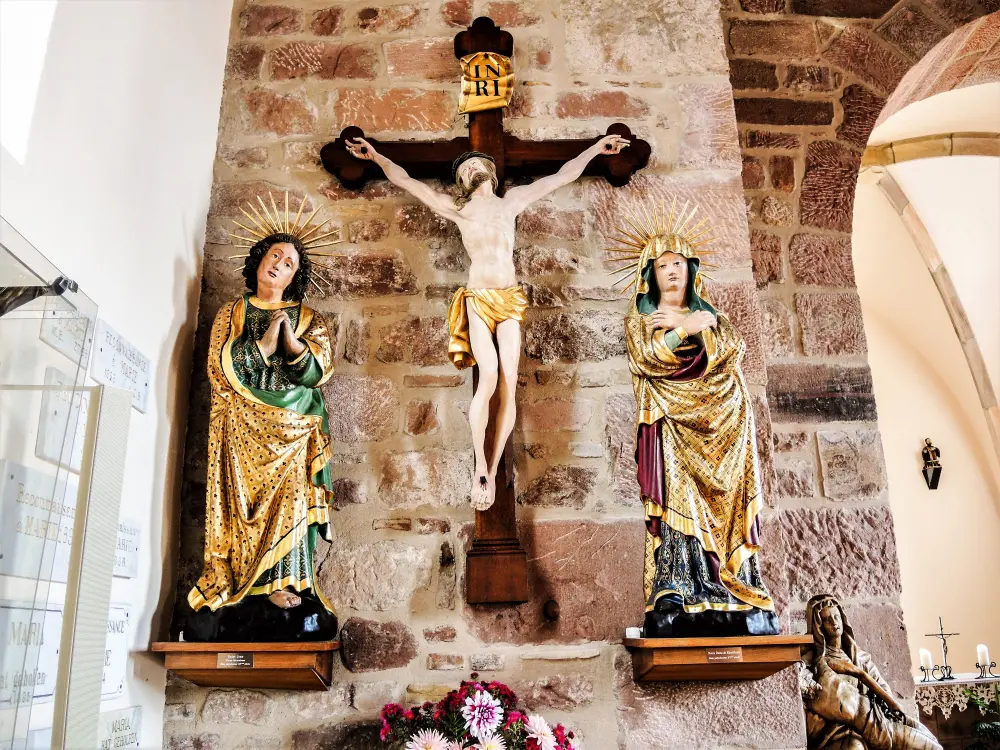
[451,151,496,182]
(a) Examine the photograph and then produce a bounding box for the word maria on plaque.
[98,706,141,750]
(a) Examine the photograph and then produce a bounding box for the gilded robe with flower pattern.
[188,295,336,613]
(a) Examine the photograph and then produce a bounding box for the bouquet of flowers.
[379,679,578,750]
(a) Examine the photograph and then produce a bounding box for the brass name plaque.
[706,647,743,663]
[216,652,254,669]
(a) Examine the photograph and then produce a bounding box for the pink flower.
[405,728,449,750]
[525,714,557,750]
[462,690,504,739]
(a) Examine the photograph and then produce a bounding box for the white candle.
[920,648,933,670]
[978,644,990,666]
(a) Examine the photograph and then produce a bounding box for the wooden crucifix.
[321,16,650,606]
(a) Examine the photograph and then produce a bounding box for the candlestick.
[976,644,997,679]
[920,648,933,671]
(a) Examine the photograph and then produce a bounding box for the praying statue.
[613,200,780,638]
[801,594,942,750]
[184,193,342,642]
[346,134,630,510]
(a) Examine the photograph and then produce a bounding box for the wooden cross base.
[151,641,339,690]
[623,635,813,682]
[465,368,528,605]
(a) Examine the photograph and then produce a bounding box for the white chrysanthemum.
[476,733,507,750]
[462,690,504,739]
[525,714,557,750]
[405,728,449,750]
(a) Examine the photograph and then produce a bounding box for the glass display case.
[0,218,97,750]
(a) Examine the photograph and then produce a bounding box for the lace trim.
[915,676,999,720]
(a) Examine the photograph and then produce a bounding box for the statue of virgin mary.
[611,200,780,638]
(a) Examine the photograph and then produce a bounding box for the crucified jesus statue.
[346,134,630,510]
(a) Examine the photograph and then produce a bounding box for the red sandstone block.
[823,26,910,93]
[484,0,542,27]
[770,155,795,192]
[837,84,885,149]
[730,21,819,58]
[384,38,457,81]
[310,7,344,36]
[555,90,649,119]
[441,0,472,27]
[226,43,264,80]
[242,88,317,136]
[751,230,783,288]
[799,141,861,233]
[334,88,455,133]
[357,4,427,33]
[743,156,766,189]
[270,42,379,81]
[239,5,301,37]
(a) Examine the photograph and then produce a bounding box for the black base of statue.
[182,590,337,643]
[644,596,780,638]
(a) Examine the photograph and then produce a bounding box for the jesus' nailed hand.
[346,134,629,511]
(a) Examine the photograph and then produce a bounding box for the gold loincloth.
[447,285,528,369]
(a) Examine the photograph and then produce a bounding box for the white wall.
[854,171,1000,675]
[890,156,1000,396]
[0,1,232,745]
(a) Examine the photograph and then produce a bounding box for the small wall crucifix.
[321,16,650,605]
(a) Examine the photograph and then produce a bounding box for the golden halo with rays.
[229,191,347,296]
[603,197,720,297]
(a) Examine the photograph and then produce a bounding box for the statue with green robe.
[185,194,342,642]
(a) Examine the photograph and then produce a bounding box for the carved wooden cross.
[321,16,650,606]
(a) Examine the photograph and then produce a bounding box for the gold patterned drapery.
[188,297,336,612]
[626,304,774,613]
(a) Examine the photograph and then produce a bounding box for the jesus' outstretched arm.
[346,137,461,222]
[502,134,629,214]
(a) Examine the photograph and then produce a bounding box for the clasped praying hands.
[257,310,306,361]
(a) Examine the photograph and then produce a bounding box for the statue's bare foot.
[470,474,494,511]
[268,590,301,609]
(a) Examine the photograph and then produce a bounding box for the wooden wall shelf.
[624,635,813,682]
[151,641,340,690]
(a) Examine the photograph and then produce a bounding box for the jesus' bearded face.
[456,157,497,196]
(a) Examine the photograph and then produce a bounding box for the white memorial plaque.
[90,319,149,413]
[101,605,130,700]
[35,367,89,473]
[0,460,77,583]
[39,305,93,369]
[0,604,63,708]
[98,705,141,750]
[113,518,141,579]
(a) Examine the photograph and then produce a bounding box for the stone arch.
[722,2,998,684]
[879,13,1000,124]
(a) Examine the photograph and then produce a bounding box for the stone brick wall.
[723,0,997,714]
[165,0,813,748]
